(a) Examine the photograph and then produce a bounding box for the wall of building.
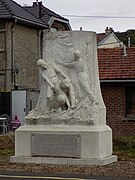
[101,83,135,137]
[0,21,6,90]
[98,34,120,49]
[13,24,40,89]
[12,24,42,116]
[1,21,41,91]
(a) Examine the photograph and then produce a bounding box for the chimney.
[123,45,127,57]
[105,27,114,35]
[38,1,42,18]
[33,1,42,18]
[105,27,109,33]
[108,27,114,32]
[33,1,38,6]
[80,27,82,31]
[128,37,131,47]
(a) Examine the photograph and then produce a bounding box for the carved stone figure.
[27,59,77,118]
[60,78,77,107]
[56,48,98,105]
[37,59,74,111]
[14,32,116,167]
[26,31,105,126]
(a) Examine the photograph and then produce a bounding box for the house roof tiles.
[97,33,108,44]
[98,47,135,80]
[24,2,69,26]
[0,0,48,28]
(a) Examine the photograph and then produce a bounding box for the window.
[126,87,135,117]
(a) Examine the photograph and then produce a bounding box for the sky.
[17,0,135,33]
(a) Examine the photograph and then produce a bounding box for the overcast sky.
[17,0,135,33]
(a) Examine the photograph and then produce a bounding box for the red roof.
[97,33,107,44]
[98,47,135,80]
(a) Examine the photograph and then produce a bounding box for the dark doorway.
[0,92,10,116]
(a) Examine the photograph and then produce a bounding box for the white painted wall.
[12,90,26,125]
[98,33,121,48]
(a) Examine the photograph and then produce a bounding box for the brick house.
[0,0,71,124]
[98,47,135,137]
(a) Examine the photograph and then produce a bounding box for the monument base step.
[10,155,117,166]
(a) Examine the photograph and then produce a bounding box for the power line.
[62,15,135,19]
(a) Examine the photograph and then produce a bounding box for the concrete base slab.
[10,155,117,166]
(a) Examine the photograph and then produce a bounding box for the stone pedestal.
[10,124,117,166]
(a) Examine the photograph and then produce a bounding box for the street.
[0,172,135,180]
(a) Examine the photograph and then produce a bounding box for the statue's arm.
[55,60,75,68]
[41,73,54,90]
[58,70,68,79]
[63,61,75,68]
[55,66,69,80]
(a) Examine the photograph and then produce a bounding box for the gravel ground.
[1,133,135,178]
[0,157,135,178]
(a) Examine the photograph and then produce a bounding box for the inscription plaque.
[31,134,80,158]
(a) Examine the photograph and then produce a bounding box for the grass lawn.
[0,132,15,157]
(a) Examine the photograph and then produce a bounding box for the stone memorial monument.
[10,31,117,166]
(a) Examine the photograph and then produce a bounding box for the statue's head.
[37,59,48,70]
[74,50,81,60]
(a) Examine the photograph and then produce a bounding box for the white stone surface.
[10,155,117,166]
[14,125,113,159]
[11,31,117,166]
[26,31,106,126]
[11,124,117,166]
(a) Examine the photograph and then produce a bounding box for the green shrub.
[113,136,135,150]
[0,148,14,156]
[0,132,15,157]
